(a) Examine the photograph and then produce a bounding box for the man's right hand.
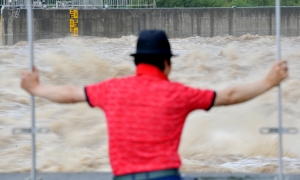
[21,66,40,95]
[20,66,86,104]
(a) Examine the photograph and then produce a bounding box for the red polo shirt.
[85,63,216,175]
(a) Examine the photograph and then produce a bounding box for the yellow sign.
[74,28,78,36]
[70,10,78,37]
[70,19,74,27]
[70,10,78,19]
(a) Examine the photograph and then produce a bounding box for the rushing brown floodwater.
[0,35,300,173]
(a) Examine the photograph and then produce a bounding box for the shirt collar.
[136,63,169,81]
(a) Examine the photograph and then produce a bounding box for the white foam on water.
[0,35,300,173]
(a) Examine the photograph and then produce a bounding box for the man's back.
[85,64,215,175]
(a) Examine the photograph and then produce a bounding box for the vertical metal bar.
[276,0,284,180]
[26,0,36,180]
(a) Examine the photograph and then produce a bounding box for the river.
[0,35,299,173]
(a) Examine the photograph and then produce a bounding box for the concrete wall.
[2,7,300,45]
[0,15,4,45]
[2,9,70,45]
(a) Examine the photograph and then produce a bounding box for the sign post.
[70,9,79,37]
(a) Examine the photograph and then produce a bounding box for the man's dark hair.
[134,55,171,71]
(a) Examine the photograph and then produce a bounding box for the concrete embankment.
[1,7,300,45]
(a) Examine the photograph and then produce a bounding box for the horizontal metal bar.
[1,5,154,9]
[12,127,50,135]
[2,173,300,180]
[260,127,298,135]
[0,0,154,9]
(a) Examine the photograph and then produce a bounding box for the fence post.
[26,0,36,179]
[276,0,284,180]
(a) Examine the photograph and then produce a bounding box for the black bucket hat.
[131,30,175,57]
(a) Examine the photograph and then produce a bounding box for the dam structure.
[1,7,300,45]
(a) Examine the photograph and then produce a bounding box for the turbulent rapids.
[0,35,300,173]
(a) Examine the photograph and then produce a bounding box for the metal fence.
[0,0,156,9]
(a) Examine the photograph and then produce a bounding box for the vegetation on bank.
[156,0,300,7]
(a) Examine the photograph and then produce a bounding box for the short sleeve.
[184,86,216,111]
[85,82,106,108]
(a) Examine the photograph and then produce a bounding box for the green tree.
[156,0,300,7]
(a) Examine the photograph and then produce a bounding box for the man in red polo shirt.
[21,30,288,180]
